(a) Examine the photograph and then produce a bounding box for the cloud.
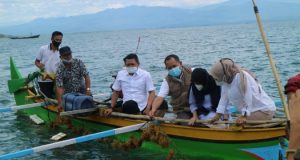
[0,0,226,27]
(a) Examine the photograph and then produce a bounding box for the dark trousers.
[38,81,55,98]
[122,100,168,115]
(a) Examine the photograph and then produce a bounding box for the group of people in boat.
[34,30,300,159]
[35,31,277,126]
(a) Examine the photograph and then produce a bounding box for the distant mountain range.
[0,0,300,35]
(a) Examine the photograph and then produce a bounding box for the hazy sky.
[1,0,299,27]
[0,0,227,27]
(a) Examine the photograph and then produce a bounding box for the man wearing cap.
[35,31,63,98]
[56,46,91,111]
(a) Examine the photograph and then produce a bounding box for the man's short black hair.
[59,46,72,55]
[123,53,140,65]
[51,31,63,39]
[164,54,180,64]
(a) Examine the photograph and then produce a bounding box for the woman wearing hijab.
[188,68,221,125]
[209,58,276,125]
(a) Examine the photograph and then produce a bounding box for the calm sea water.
[1,21,300,159]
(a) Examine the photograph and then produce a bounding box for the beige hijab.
[210,58,257,95]
[210,58,240,83]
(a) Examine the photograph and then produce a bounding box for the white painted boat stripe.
[10,102,44,111]
[33,139,76,152]
[115,123,145,134]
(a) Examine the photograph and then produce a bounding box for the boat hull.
[18,105,284,160]
[9,34,40,39]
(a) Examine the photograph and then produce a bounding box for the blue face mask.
[168,66,182,77]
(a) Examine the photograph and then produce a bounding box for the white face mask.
[126,67,138,74]
[215,81,223,86]
[195,84,204,91]
[62,58,73,64]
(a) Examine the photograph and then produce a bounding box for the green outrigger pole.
[251,0,290,120]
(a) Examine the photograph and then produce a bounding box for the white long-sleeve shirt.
[216,71,276,116]
[189,89,216,120]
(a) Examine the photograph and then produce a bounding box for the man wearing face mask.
[35,31,63,98]
[56,46,91,111]
[104,53,156,116]
[149,54,192,119]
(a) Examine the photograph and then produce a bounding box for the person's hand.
[104,108,113,117]
[38,63,45,69]
[188,116,198,126]
[86,90,91,96]
[236,116,247,125]
[57,104,63,112]
[142,106,151,115]
[209,113,222,124]
[148,109,156,117]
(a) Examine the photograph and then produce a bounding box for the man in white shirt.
[104,53,156,115]
[35,31,63,98]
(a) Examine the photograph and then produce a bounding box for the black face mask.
[52,41,61,48]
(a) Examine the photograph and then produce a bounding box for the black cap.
[59,46,72,55]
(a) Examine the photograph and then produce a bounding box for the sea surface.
[0,21,300,159]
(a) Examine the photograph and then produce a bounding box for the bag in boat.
[62,93,94,111]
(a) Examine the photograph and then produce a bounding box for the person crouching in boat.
[149,54,192,119]
[188,68,221,126]
[104,53,157,115]
[284,74,300,160]
[55,46,91,111]
[209,58,276,125]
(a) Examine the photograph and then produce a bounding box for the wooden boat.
[8,34,40,39]
[6,57,287,160]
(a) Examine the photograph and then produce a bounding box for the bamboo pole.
[251,0,290,120]
[47,98,287,125]
[109,112,287,125]
[0,123,146,159]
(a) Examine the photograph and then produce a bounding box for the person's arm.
[79,60,91,95]
[35,47,45,69]
[143,72,156,114]
[84,75,91,96]
[210,85,228,123]
[56,87,64,111]
[104,72,121,116]
[149,79,169,117]
[188,89,198,125]
[143,90,155,114]
[104,91,119,116]
[188,111,199,126]
[287,90,300,160]
[237,72,254,124]
[35,59,45,69]
[149,96,164,117]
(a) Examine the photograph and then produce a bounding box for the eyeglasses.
[219,58,234,76]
